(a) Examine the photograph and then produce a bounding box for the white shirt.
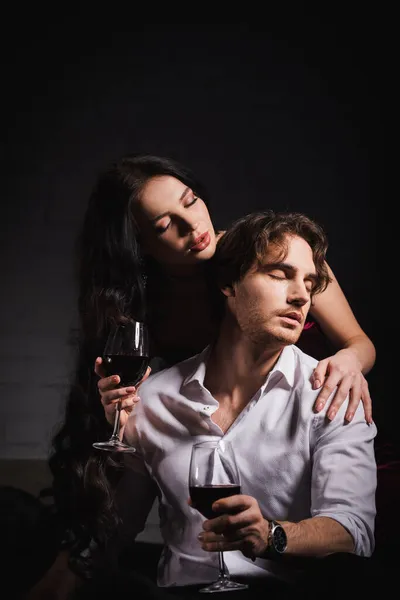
[125,344,377,587]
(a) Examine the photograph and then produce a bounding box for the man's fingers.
[198,532,243,553]
[211,495,253,515]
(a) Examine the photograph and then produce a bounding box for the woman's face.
[134,175,217,272]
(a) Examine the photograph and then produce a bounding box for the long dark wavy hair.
[48,154,213,557]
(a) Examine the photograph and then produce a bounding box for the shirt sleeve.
[310,402,377,557]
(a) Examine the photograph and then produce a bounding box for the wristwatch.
[266,520,287,556]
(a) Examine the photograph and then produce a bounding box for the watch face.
[273,525,287,553]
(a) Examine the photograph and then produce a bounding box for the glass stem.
[218,552,229,580]
[110,402,122,441]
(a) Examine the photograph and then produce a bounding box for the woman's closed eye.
[154,196,199,235]
[155,220,171,235]
[184,195,198,208]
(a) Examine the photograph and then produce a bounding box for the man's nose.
[288,282,310,306]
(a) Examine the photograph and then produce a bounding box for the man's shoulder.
[292,344,319,373]
[287,345,321,398]
[140,353,199,393]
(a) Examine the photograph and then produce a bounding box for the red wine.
[189,484,241,519]
[103,355,150,387]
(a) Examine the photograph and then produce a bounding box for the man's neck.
[204,318,283,409]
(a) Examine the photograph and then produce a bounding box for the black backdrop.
[1,14,390,437]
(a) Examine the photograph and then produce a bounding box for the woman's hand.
[198,494,269,560]
[94,357,151,430]
[311,349,372,424]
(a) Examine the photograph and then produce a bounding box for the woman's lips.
[189,231,211,252]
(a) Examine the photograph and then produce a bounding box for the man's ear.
[221,285,235,297]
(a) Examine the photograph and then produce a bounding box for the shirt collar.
[181,344,296,391]
[181,345,212,388]
[266,345,296,389]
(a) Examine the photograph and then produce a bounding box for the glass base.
[92,439,136,453]
[199,579,249,593]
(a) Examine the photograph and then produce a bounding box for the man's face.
[225,234,318,347]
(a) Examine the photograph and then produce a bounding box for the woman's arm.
[308,263,376,423]
[24,550,82,600]
[310,264,376,373]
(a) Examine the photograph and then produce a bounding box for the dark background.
[0,13,391,450]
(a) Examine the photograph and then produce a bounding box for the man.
[99,211,377,595]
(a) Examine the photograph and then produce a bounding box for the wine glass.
[93,319,150,453]
[189,439,249,593]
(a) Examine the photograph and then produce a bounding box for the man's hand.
[198,494,270,560]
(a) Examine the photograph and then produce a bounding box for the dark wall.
[1,14,390,451]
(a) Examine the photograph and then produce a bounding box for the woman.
[30,154,375,598]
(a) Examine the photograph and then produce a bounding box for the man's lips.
[279,312,303,324]
[189,231,211,252]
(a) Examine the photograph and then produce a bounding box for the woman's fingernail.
[327,409,336,420]
[345,412,353,422]
[126,387,136,393]
[313,379,321,390]
[197,533,204,541]
[112,376,119,383]
[316,402,324,412]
